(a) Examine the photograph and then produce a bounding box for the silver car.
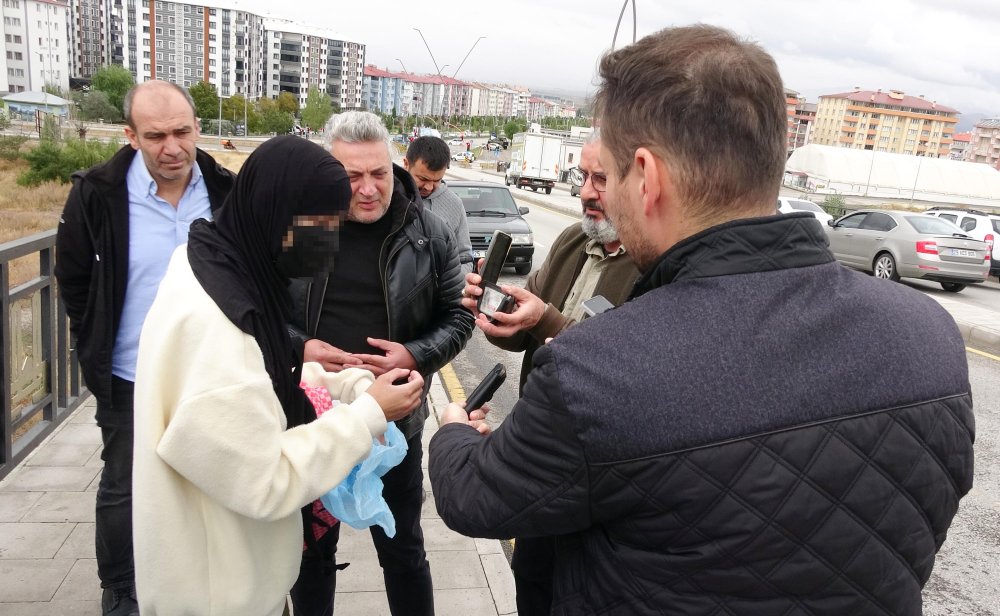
[825,209,989,292]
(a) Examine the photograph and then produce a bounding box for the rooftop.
[821,89,959,114]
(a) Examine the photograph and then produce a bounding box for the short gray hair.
[324,111,392,155]
[123,80,197,129]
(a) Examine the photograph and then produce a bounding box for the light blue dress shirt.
[111,153,213,381]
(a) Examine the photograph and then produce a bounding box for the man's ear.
[634,147,663,218]
[124,126,140,151]
[402,157,410,171]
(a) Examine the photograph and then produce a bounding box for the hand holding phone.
[477,232,515,324]
[464,363,507,414]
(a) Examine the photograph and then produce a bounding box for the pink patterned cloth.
[301,382,339,547]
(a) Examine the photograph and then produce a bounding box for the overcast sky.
[236,0,1000,119]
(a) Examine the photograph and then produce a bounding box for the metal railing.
[1,229,88,481]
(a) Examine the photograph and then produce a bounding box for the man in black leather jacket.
[288,111,473,616]
[429,25,975,615]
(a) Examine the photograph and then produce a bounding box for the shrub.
[0,135,28,160]
[821,194,847,216]
[18,138,120,187]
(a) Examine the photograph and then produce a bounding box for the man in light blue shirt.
[55,80,235,616]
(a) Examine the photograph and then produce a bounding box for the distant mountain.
[957,112,990,132]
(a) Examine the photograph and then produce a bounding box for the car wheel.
[531,187,538,192]
[940,282,966,293]
[545,187,552,195]
[873,252,900,282]
[515,262,531,275]
[504,176,510,186]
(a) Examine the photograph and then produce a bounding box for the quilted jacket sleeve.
[428,345,591,539]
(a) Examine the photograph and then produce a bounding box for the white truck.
[504,132,562,194]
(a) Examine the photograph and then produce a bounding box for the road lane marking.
[439,363,466,402]
[967,347,1000,362]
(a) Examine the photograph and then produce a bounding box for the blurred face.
[124,86,199,189]
[331,140,394,223]
[577,142,618,246]
[600,143,657,272]
[403,157,446,199]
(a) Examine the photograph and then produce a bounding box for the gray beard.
[581,214,619,245]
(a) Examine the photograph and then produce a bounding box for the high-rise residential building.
[106,0,361,106]
[2,0,71,92]
[67,0,119,78]
[965,119,1000,170]
[811,88,958,157]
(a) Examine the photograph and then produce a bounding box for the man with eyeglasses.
[459,129,639,615]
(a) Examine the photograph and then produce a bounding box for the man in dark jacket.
[461,131,639,615]
[289,111,474,616]
[54,81,235,615]
[429,25,975,616]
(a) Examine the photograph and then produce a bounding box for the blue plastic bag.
[320,422,408,537]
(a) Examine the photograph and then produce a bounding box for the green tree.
[77,90,122,122]
[301,88,334,131]
[258,104,295,135]
[187,81,219,123]
[276,91,298,115]
[90,65,135,118]
[503,118,527,139]
[18,138,120,186]
[220,94,259,134]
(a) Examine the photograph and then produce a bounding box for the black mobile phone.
[464,363,507,413]
[478,231,513,284]
[477,231,515,323]
[581,295,616,319]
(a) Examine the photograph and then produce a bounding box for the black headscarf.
[187,136,351,428]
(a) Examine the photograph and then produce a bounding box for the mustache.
[582,200,604,212]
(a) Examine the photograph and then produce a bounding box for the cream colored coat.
[133,249,386,615]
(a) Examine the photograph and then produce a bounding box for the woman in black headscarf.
[131,136,424,616]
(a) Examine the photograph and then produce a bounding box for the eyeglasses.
[568,168,607,193]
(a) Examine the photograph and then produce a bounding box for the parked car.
[488,137,509,149]
[449,137,465,145]
[485,141,502,152]
[450,181,534,275]
[777,197,833,226]
[568,167,581,196]
[452,151,476,163]
[922,207,1000,281]
[825,209,989,292]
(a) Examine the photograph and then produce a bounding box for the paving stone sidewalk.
[0,376,516,615]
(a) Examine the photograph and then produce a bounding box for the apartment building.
[784,89,816,154]
[950,131,971,161]
[965,119,1000,170]
[67,0,119,78]
[811,88,958,157]
[2,0,70,92]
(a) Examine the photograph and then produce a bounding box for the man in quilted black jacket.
[428,24,975,616]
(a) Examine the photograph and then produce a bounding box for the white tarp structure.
[785,144,1000,208]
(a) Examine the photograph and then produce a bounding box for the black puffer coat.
[430,214,975,615]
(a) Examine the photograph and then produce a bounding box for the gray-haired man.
[288,111,474,616]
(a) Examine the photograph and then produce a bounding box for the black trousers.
[511,535,556,616]
[95,376,135,591]
[291,432,433,616]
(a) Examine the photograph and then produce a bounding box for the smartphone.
[464,363,507,413]
[581,295,616,318]
[477,231,515,323]
[478,231,513,284]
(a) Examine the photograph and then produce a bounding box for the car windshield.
[790,200,824,213]
[905,215,966,236]
[992,218,1000,234]
[454,187,520,217]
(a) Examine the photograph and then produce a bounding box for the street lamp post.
[217,96,222,140]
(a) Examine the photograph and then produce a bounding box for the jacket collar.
[632,213,835,298]
[387,163,423,229]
